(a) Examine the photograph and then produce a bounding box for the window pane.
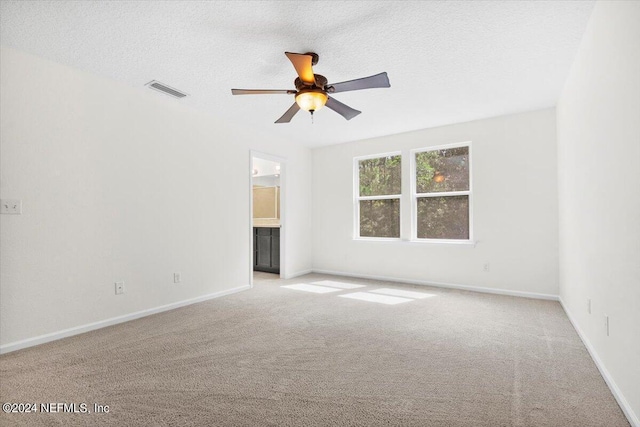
[359,199,400,238]
[417,196,469,239]
[359,155,401,196]
[415,146,469,193]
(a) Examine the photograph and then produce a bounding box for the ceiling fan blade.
[328,72,390,94]
[231,89,295,95]
[325,97,361,121]
[285,52,316,86]
[275,103,301,123]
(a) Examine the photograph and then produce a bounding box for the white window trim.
[410,141,473,244]
[353,151,402,240]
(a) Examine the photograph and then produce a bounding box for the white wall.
[0,47,312,349]
[312,109,558,297]
[557,1,640,423]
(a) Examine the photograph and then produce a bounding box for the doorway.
[250,152,285,286]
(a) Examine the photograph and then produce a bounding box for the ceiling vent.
[145,80,188,99]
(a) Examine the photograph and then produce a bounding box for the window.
[353,143,471,243]
[355,153,401,238]
[412,144,471,241]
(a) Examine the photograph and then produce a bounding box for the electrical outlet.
[587,298,591,314]
[174,273,181,284]
[605,315,609,336]
[115,282,125,295]
[0,199,22,214]
[483,263,490,272]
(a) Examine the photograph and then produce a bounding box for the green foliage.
[415,146,470,239]
[359,199,400,238]
[358,147,470,239]
[417,196,469,239]
[358,155,401,237]
[359,155,401,196]
[415,147,469,194]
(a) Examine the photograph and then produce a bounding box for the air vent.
[145,80,188,99]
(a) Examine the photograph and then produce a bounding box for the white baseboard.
[0,285,251,355]
[560,298,639,427]
[311,269,559,301]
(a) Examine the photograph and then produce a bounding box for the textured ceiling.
[0,1,594,147]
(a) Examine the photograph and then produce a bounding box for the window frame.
[410,142,473,244]
[353,151,403,241]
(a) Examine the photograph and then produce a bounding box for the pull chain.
[310,110,315,124]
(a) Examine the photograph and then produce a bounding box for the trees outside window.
[356,154,401,238]
[413,144,471,240]
[354,143,471,242]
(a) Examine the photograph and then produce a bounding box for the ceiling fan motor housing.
[295,74,328,91]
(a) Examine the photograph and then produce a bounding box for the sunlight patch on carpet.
[311,280,366,289]
[281,284,342,294]
[369,288,436,299]
[338,292,413,305]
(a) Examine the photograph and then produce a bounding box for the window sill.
[409,239,477,246]
[353,237,477,247]
[353,237,402,242]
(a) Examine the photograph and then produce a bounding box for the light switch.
[1,199,22,214]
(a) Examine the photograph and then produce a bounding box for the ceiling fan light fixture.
[231,51,390,123]
[295,89,328,112]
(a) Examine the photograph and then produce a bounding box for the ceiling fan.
[231,52,390,123]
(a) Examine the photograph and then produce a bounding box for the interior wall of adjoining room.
[0,46,312,350]
[556,1,640,423]
[252,157,281,221]
[311,108,559,297]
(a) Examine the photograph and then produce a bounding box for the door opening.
[250,153,284,286]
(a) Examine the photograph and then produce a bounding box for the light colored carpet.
[0,274,629,426]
